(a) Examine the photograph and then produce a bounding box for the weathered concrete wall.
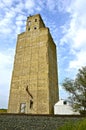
[0,114,85,130]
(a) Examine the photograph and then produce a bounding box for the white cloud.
[60,0,86,72]
[47,0,56,11]
[0,49,14,108]
[12,2,24,13]
[36,6,41,11]
[0,18,11,33]
[73,29,86,49]
[0,8,16,35]
[0,49,14,85]
[24,0,35,10]
[57,0,71,12]
[0,0,37,37]
[0,2,4,8]
[46,0,71,12]
[1,0,13,7]
[69,50,86,69]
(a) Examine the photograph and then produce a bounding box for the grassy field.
[57,119,86,130]
[0,109,7,113]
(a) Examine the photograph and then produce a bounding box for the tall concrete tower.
[8,14,59,114]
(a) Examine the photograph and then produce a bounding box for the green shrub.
[57,119,86,130]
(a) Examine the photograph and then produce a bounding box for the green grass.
[57,119,86,130]
[0,109,7,113]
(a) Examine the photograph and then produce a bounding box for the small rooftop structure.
[54,99,80,115]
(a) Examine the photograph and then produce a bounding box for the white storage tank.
[54,99,80,115]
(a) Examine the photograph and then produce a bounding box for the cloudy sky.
[0,0,86,108]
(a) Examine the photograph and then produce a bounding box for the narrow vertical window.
[30,100,33,109]
[28,28,30,31]
[35,19,37,22]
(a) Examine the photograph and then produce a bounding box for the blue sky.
[0,0,86,108]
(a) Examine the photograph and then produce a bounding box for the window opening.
[35,19,37,22]
[34,27,37,30]
[28,28,30,31]
[30,100,33,109]
[20,103,26,113]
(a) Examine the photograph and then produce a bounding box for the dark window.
[35,19,37,22]
[30,100,33,109]
[63,101,67,105]
[34,27,37,30]
[28,28,30,31]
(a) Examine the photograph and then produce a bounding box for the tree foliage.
[62,67,86,114]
